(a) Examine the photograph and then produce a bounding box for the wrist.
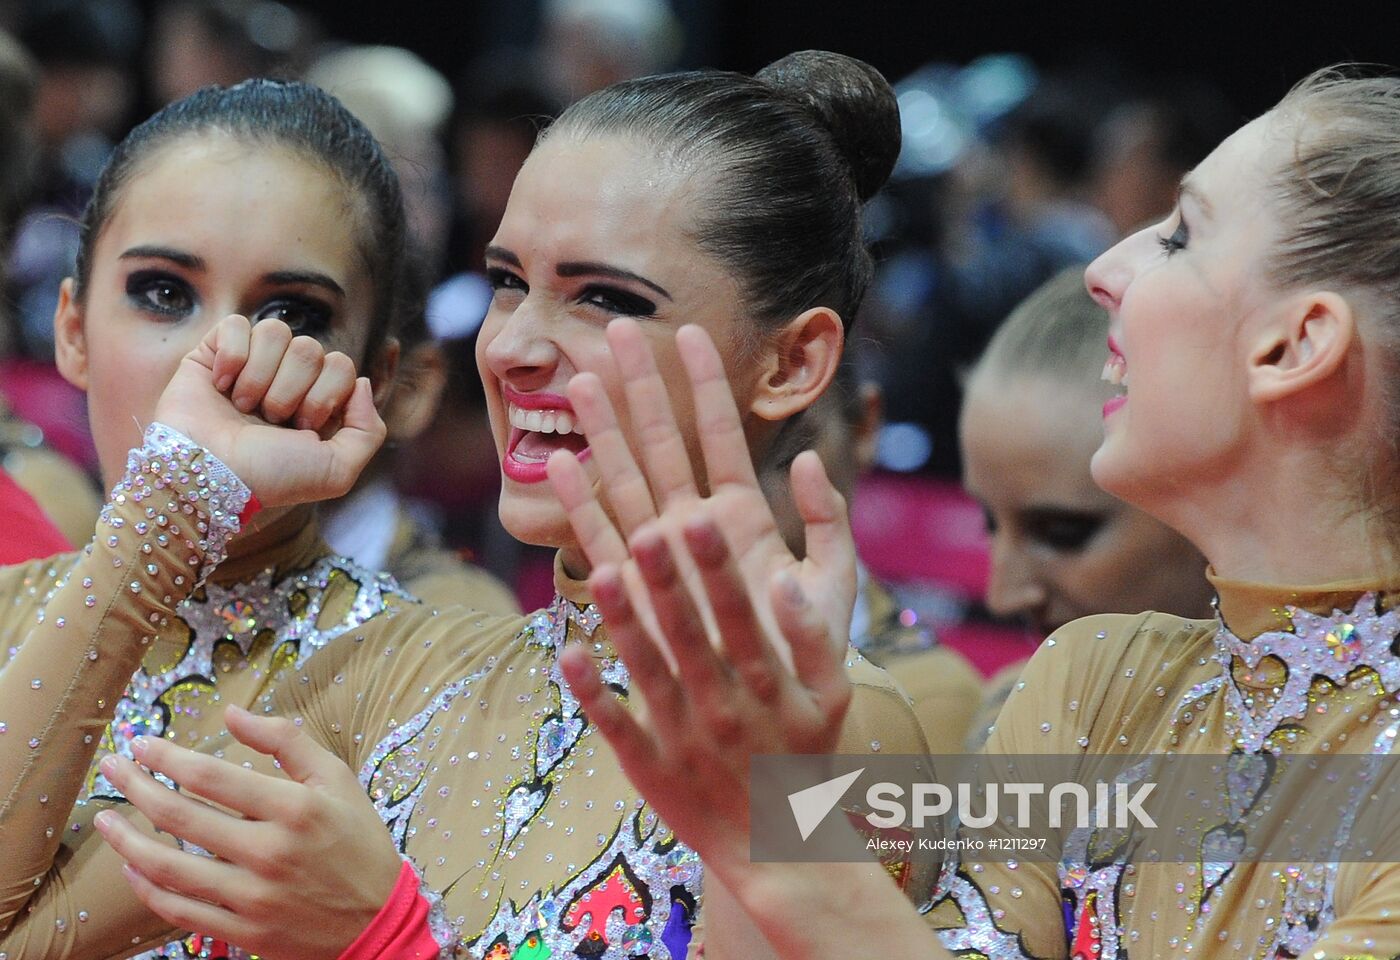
[103,422,255,582]
[336,857,459,960]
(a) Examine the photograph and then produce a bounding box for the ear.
[368,337,402,410]
[52,277,89,391]
[384,341,447,443]
[852,380,884,473]
[748,307,844,422]
[1247,291,1354,404]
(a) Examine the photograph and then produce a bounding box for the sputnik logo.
[787,768,865,841]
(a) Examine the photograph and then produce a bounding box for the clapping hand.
[94,706,403,960]
[547,319,858,877]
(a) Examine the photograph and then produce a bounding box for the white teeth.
[1101,356,1127,387]
[506,402,584,435]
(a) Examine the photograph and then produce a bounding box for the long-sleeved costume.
[1,429,929,960]
[850,571,982,754]
[928,573,1400,958]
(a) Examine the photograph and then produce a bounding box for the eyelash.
[1029,516,1104,552]
[580,285,656,318]
[485,268,658,318]
[254,297,333,336]
[124,270,334,335]
[1157,217,1190,257]
[486,267,525,294]
[980,506,1104,553]
[126,271,194,317]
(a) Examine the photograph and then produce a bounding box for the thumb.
[791,450,852,576]
[323,377,387,490]
[224,704,340,786]
[207,315,252,393]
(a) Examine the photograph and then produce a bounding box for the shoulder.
[988,611,1218,751]
[840,646,931,755]
[264,599,533,755]
[401,563,522,617]
[279,599,531,705]
[0,549,80,605]
[881,644,982,700]
[1022,611,1214,685]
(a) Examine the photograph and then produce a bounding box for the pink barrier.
[0,359,97,470]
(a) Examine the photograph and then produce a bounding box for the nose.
[480,300,559,389]
[1084,230,1144,313]
[984,534,1048,625]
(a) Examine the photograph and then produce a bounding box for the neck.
[1155,444,1400,585]
[559,545,590,583]
[225,503,317,564]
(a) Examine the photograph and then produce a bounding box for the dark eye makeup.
[125,269,334,336]
[1157,216,1189,257]
[126,270,195,317]
[1022,509,1106,552]
[579,284,657,318]
[252,297,334,336]
[484,266,659,319]
[486,267,527,294]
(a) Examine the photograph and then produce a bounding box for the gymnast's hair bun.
[757,50,901,201]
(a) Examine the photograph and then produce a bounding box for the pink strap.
[336,860,445,960]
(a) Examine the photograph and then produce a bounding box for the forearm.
[0,423,250,928]
[0,800,189,959]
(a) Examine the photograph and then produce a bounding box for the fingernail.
[215,374,233,392]
[94,809,114,831]
[99,753,119,776]
[131,735,148,758]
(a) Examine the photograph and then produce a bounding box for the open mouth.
[1101,336,1127,418]
[1101,336,1128,387]
[501,389,591,484]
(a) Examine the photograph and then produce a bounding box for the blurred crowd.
[0,0,1237,713]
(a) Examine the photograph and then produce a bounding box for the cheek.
[1067,524,1160,608]
[83,329,191,481]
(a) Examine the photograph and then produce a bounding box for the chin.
[497,488,572,550]
[1088,440,1127,496]
[1090,444,1162,520]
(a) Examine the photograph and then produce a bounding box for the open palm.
[548,319,856,662]
[547,319,858,871]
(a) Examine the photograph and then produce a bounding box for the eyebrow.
[120,245,204,269]
[1178,177,1213,218]
[263,270,346,298]
[120,246,344,298]
[484,244,673,301]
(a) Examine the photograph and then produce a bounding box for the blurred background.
[0,0,1393,671]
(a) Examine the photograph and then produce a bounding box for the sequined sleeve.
[0,423,251,933]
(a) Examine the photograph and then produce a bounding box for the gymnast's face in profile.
[478,133,771,557]
[51,132,377,492]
